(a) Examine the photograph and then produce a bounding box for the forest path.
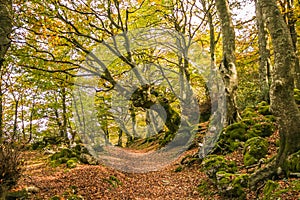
[13,149,214,200]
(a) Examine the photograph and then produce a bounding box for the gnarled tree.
[250,0,300,186]
[215,0,239,125]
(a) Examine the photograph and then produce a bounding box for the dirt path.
[14,149,212,200]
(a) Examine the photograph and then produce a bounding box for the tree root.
[248,160,277,190]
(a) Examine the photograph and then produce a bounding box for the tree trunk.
[280,0,300,89]
[0,0,12,140]
[255,0,272,101]
[215,0,239,125]
[250,0,300,187]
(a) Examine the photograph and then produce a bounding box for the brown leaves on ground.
[14,150,209,200]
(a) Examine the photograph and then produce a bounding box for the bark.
[255,0,272,101]
[250,0,300,187]
[281,0,300,89]
[0,0,12,140]
[215,0,239,125]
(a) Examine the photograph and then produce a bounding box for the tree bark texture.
[0,0,12,140]
[255,0,272,101]
[259,0,300,172]
[215,0,239,125]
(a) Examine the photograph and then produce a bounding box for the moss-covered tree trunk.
[215,0,239,125]
[0,0,12,140]
[250,0,300,187]
[255,0,272,101]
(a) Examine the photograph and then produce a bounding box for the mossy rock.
[66,158,78,169]
[215,171,247,199]
[50,149,76,161]
[287,150,300,172]
[257,101,271,115]
[243,137,268,166]
[246,122,275,138]
[201,155,237,180]
[224,122,248,141]
[241,107,258,118]
[73,144,89,155]
[262,180,279,200]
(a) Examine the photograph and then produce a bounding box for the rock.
[243,137,268,166]
[201,155,237,180]
[66,158,78,169]
[25,186,40,193]
[79,153,98,165]
[287,150,300,173]
[216,171,248,199]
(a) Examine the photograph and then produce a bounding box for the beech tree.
[251,0,300,186]
[0,0,12,139]
[215,0,239,125]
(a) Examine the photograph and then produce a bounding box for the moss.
[104,175,122,188]
[66,158,78,169]
[225,122,248,140]
[246,122,275,138]
[262,180,279,200]
[215,172,247,199]
[175,166,183,172]
[257,101,271,115]
[201,155,237,180]
[287,150,300,172]
[294,88,300,104]
[6,189,28,200]
[241,107,258,118]
[243,137,268,166]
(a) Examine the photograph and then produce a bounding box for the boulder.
[243,137,268,166]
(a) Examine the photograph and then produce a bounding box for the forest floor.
[10,130,300,199]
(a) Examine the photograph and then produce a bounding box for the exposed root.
[249,160,277,190]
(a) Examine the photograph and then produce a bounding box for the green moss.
[175,166,183,172]
[257,101,271,115]
[66,158,78,169]
[201,155,237,180]
[6,189,28,200]
[243,137,268,166]
[287,150,300,172]
[294,88,300,104]
[215,172,247,199]
[241,107,258,118]
[247,122,275,138]
[104,175,122,188]
[262,180,279,200]
[225,122,248,141]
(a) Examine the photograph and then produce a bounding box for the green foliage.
[243,137,268,166]
[201,155,237,180]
